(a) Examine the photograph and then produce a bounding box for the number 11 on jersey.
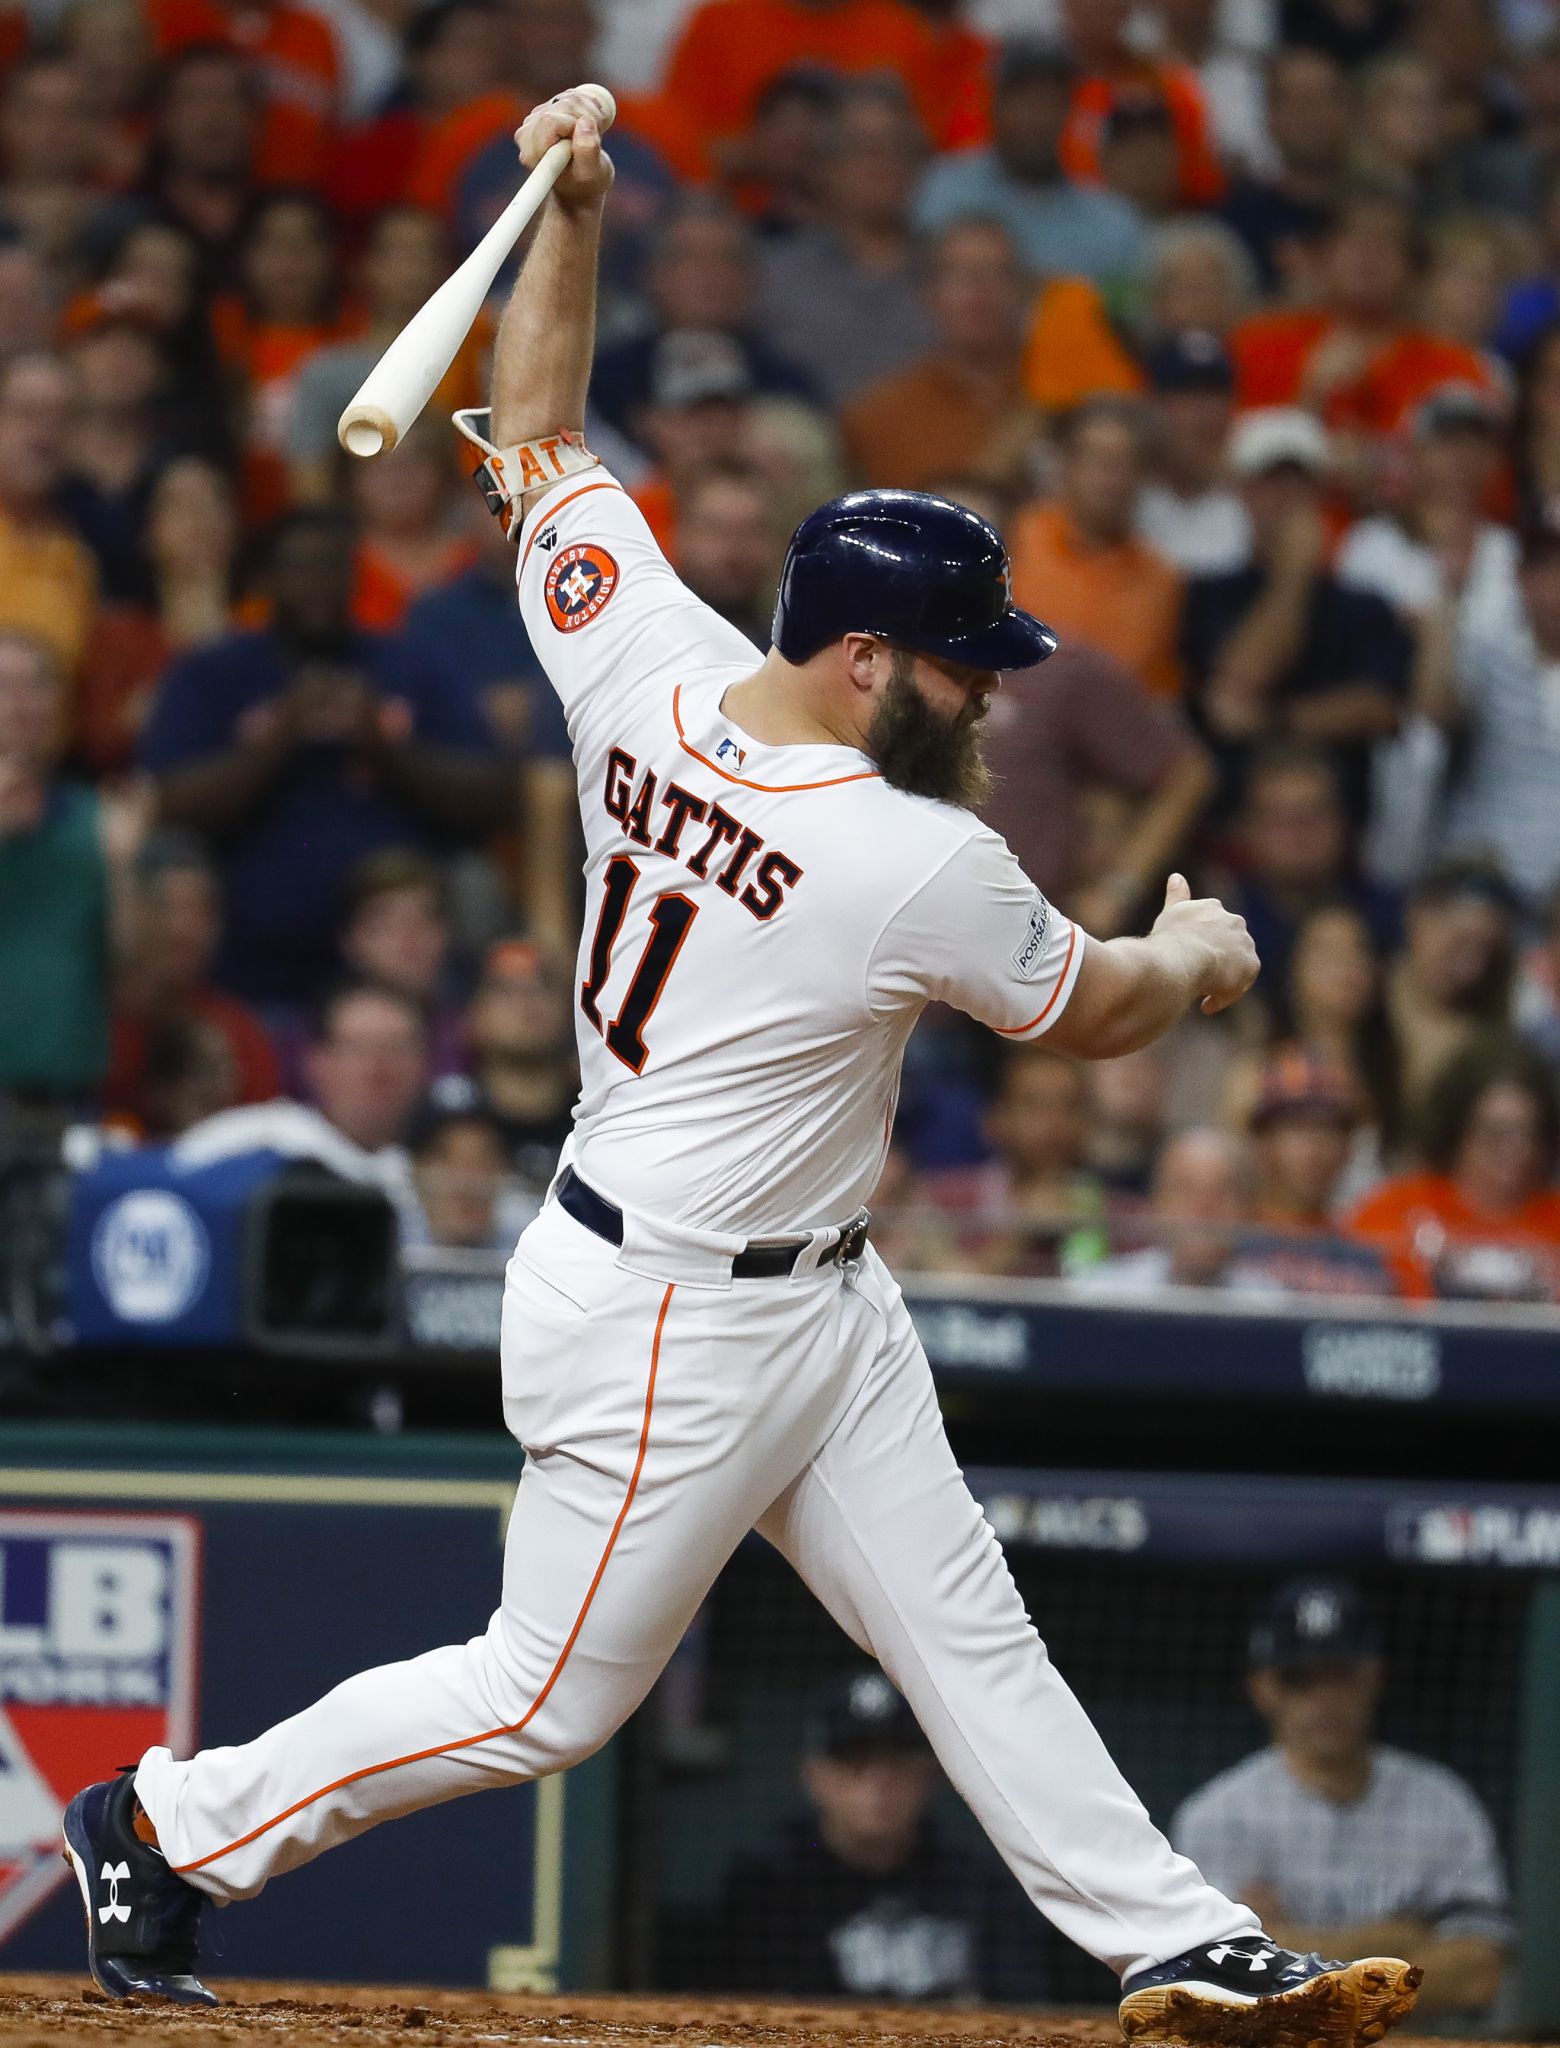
[580,854,699,1073]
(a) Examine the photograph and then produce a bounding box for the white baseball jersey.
[514,470,1086,1237]
[135,479,1252,1989]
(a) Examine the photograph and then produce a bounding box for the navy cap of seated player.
[1246,1581,1385,1777]
[805,1670,927,1761]
[1248,1579,1381,1674]
[802,1673,934,1879]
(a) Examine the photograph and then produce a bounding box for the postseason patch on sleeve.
[1012,892,1051,978]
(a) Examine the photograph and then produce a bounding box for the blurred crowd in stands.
[10,0,1560,1302]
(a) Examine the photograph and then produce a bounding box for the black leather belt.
[555,1167,869,1278]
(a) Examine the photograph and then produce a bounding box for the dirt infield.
[0,1980,1500,2048]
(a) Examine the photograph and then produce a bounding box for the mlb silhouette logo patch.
[545,544,619,632]
[0,1512,199,1945]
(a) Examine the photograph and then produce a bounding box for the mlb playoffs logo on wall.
[0,1513,199,1945]
[544,543,619,632]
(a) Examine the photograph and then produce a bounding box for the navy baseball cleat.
[62,1769,218,2006]
[1119,1936,1421,2048]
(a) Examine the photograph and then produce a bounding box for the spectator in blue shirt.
[913,41,1147,291]
[137,508,513,1004]
[400,495,579,949]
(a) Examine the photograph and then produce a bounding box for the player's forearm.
[152,741,289,833]
[1284,683,1400,742]
[1049,932,1210,1061]
[490,194,605,448]
[375,742,516,832]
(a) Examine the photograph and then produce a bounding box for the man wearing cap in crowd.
[1181,406,1411,822]
[628,329,758,560]
[1172,1580,1512,2023]
[1136,331,1252,578]
[1242,1048,1395,1294]
[700,1671,1047,2004]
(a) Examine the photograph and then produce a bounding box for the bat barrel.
[336,95,612,461]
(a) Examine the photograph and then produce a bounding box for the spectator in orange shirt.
[137,45,260,273]
[1009,399,1183,697]
[0,353,100,688]
[349,422,475,632]
[288,207,483,504]
[1228,188,1501,438]
[0,52,102,294]
[841,218,1036,492]
[662,0,967,165]
[325,0,505,232]
[1057,0,1224,209]
[145,0,341,188]
[1349,1037,1560,1301]
[220,191,354,526]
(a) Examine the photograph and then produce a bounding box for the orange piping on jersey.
[672,686,882,793]
[171,1283,675,1876]
[993,921,1079,1037]
[518,479,623,576]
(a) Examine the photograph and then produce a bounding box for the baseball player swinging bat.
[65,85,1423,2048]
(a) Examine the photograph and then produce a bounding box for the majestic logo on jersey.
[536,523,559,554]
[1012,892,1051,978]
[545,543,619,632]
[0,1511,199,1944]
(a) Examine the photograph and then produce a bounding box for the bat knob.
[577,82,616,131]
[338,407,398,460]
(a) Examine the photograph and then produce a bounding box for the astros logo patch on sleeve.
[545,543,620,632]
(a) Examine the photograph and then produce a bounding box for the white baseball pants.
[137,1197,1256,1979]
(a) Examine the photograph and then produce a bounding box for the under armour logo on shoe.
[99,1861,131,1924]
[1209,1943,1273,1972]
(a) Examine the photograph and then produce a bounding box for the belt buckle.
[837,1210,870,1267]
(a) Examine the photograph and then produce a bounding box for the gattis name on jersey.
[545,544,619,632]
[604,746,803,922]
[0,1512,199,1944]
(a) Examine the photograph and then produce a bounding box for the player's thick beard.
[865,652,992,810]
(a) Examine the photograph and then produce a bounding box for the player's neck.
[720,654,867,754]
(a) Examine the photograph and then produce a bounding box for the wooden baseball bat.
[337,84,616,460]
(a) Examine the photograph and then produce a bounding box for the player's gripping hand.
[1151,873,1260,1016]
[516,84,616,213]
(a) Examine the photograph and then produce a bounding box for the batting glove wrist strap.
[453,409,599,538]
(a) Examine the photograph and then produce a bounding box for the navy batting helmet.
[772,489,1057,670]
